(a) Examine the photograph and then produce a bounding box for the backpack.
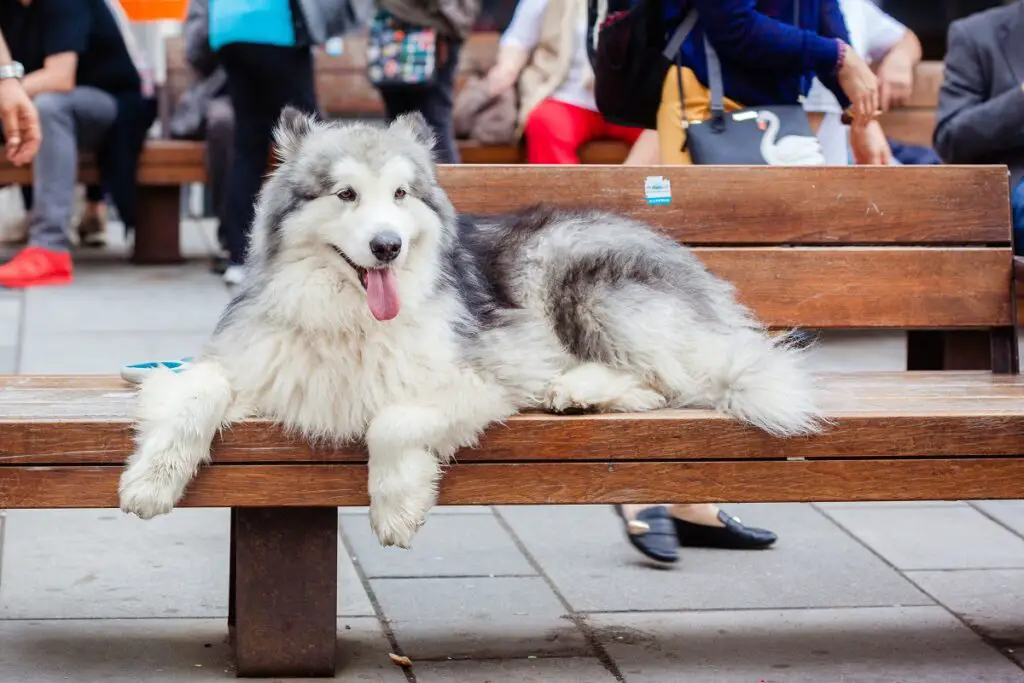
[587,0,675,130]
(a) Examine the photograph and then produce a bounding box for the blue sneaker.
[120,357,194,385]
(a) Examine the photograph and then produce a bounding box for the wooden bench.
[1,164,1019,677]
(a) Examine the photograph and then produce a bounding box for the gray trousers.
[29,87,117,250]
[204,95,234,249]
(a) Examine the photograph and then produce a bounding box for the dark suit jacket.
[934,2,1024,188]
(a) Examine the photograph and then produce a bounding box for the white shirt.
[803,0,908,164]
[500,0,597,112]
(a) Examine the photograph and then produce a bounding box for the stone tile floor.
[1,220,1022,682]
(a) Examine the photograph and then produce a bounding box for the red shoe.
[0,246,73,288]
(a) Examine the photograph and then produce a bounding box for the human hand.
[837,43,879,127]
[485,64,519,98]
[849,120,892,166]
[876,53,914,111]
[0,78,40,166]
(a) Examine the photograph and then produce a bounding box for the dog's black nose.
[369,231,402,262]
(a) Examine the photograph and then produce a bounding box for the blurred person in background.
[607,0,882,565]
[370,0,481,163]
[803,0,922,166]
[211,0,365,286]
[171,0,234,275]
[0,28,40,165]
[932,1,1024,254]
[0,0,152,288]
[485,0,644,164]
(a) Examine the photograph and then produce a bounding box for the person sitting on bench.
[933,2,1024,254]
[0,0,144,288]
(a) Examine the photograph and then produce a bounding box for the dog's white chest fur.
[233,312,463,443]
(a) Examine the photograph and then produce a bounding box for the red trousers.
[524,98,643,164]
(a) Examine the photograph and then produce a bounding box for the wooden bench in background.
[1,164,1019,677]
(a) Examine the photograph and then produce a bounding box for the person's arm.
[854,0,921,111]
[933,20,1024,163]
[22,53,77,97]
[0,30,41,165]
[21,0,90,97]
[485,0,545,96]
[184,0,218,77]
[694,0,877,124]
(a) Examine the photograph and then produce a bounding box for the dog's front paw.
[119,465,180,519]
[369,501,425,549]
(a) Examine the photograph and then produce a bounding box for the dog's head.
[248,108,456,323]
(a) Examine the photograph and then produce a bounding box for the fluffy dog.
[119,109,822,548]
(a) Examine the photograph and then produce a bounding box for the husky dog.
[118,109,821,548]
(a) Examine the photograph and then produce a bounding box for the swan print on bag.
[755,110,826,166]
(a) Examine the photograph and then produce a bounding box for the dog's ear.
[390,112,436,152]
[273,106,318,160]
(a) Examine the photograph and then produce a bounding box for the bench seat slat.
[4,372,1024,465]
[2,459,1023,508]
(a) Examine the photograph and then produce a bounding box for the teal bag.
[209,0,297,51]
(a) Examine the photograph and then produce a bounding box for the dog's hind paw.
[118,465,180,519]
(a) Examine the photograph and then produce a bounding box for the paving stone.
[498,504,929,612]
[821,505,1024,570]
[972,501,1024,538]
[412,657,616,682]
[340,505,494,515]
[18,330,212,374]
[342,511,534,578]
[0,345,17,374]
[816,501,967,509]
[906,569,1024,647]
[23,280,228,334]
[0,509,229,619]
[0,298,20,346]
[370,576,590,660]
[588,606,1024,682]
[0,617,402,682]
[338,549,375,617]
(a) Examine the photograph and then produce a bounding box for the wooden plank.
[2,459,1024,508]
[438,166,1012,245]
[0,140,207,187]
[5,373,1024,465]
[698,247,1012,328]
[233,507,337,677]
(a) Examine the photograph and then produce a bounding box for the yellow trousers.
[656,66,743,165]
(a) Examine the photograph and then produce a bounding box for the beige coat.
[516,0,594,128]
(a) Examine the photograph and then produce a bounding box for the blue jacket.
[666,0,851,109]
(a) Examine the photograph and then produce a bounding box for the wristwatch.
[0,62,25,81]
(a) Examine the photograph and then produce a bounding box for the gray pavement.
[1,219,1023,682]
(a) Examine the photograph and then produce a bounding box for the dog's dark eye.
[394,188,407,200]
[337,187,357,202]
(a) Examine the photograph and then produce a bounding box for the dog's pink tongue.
[366,268,400,321]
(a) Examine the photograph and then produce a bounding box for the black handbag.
[590,0,688,130]
[676,4,826,165]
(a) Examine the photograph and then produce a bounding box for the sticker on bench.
[644,176,671,206]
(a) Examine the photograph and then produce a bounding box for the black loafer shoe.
[673,510,777,550]
[615,505,679,564]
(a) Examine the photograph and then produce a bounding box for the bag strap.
[661,10,699,61]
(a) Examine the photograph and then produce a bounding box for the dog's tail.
[703,330,825,437]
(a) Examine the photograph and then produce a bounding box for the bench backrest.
[438,164,1013,331]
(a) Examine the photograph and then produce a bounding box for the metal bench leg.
[232,507,338,678]
[132,185,184,265]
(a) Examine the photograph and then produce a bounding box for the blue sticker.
[644,176,671,206]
